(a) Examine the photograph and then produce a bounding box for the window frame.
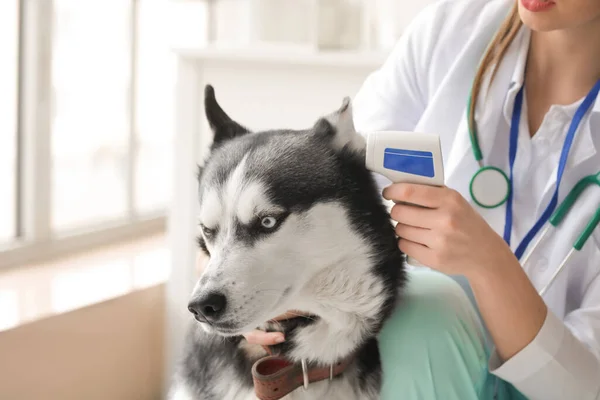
[0,0,22,244]
[0,0,166,270]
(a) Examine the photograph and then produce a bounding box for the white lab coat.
[352,0,600,399]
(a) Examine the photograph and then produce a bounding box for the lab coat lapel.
[537,104,600,214]
[444,27,527,238]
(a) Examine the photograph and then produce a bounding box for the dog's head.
[188,85,398,337]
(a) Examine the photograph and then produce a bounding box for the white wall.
[168,0,439,52]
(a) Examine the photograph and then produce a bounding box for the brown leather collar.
[251,346,356,400]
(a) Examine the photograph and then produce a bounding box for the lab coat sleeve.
[489,272,600,400]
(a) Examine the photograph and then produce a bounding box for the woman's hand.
[242,311,307,345]
[383,183,515,279]
[384,183,549,361]
[243,329,285,346]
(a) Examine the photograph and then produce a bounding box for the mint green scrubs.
[377,269,528,400]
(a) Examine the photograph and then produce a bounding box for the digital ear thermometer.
[365,131,444,186]
[364,131,445,267]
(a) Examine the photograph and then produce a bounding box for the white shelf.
[173,44,388,70]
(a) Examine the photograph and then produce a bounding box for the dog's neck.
[252,256,397,366]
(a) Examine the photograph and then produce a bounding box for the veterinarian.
[243,0,600,399]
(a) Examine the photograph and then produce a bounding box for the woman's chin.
[519,13,564,33]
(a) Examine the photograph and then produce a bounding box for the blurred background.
[0,0,434,398]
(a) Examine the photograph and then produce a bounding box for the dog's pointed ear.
[204,85,251,149]
[313,97,366,152]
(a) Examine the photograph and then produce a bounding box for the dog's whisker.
[247,281,274,292]
[251,294,281,299]
[254,289,281,294]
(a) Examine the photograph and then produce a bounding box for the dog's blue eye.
[201,225,216,238]
[260,216,277,229]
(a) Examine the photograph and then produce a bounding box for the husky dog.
[170,85,406,400]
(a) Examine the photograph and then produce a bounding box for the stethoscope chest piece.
[469,166,510,209]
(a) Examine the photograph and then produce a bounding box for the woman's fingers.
[383,183,445,209]
[390,203,438,229]
[243,310,311,345]
[395,223,432,247]
[243,330,285,346]
[398,238,435,266]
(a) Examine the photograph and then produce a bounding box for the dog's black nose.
[188,293,227,322]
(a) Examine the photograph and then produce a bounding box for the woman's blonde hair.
[468,4,523,136]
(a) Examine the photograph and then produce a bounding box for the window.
[134,0,176,213]
[1,0,174,268]
[51,0,132,231]
[0,0,20,243]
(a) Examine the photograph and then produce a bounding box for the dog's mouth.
[193,286,315,336]
[202,322,264,338]
[202,313,320,338]
[197,320,239,335]
[260,313,320,334]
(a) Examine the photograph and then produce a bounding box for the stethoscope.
[466,77,600,296]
